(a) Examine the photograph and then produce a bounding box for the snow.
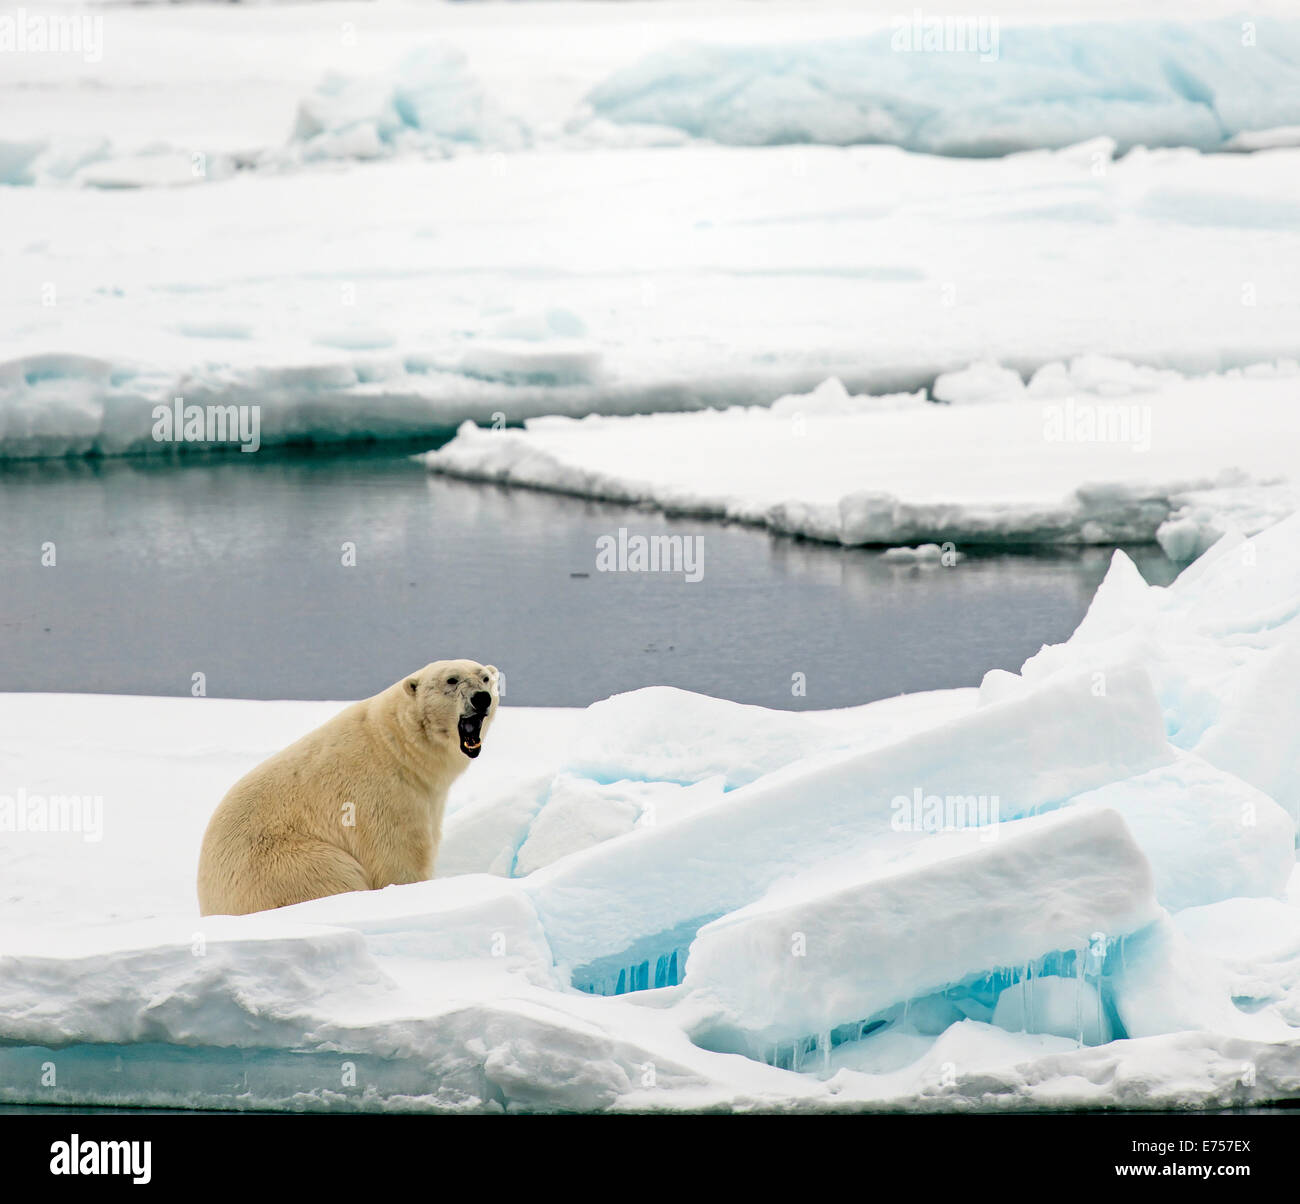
[5,0,1300,1113]
[9,6,1299,182]
[512,775,726,877]
[1,0,898,186]
[524,662,1171,980]
[434,686,977,877]
[273,876,558,985]
[1195,635,1300,819]
[1176,896,1300,966]
[932,361,1030,406]
[557,685,940,788]
[1067,756,1295,912]
[7,142,1300,459]
[12,505,1300,1110]
[425,359,1300,555]
[1008,517,1300,824]
[0,918,392,1050]
[6,7,1300,460]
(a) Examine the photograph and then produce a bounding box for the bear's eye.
[447,676,459,686]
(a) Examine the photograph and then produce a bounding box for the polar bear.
[197,660,499,916]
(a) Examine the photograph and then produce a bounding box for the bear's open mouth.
[457,713,484,758]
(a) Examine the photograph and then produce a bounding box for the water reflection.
[0,449,1179,708]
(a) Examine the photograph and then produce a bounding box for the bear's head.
[402,660,500,761]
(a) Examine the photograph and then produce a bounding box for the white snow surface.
[6,142,1300,459]
[4,511,1300,1110]
[425,359,1300,556]
[5,2,1300,459]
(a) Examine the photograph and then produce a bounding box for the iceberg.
[587,21,1300,155]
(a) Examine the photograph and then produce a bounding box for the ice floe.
[4,514,1300,1108]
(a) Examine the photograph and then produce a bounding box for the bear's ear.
[405,678,419,695]
[486,665,498,677]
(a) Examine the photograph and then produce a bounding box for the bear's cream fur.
[197,660,498,916]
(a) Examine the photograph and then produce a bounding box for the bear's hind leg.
[259,837,372,911]
[201,837,371,916]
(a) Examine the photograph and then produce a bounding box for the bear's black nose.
[471,691,492,713]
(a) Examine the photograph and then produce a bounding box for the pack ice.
[3,514,1300,1111]
[425,359,1300,558]
[6,138,1300,459]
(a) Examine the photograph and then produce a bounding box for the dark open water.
[0,444,1178,707]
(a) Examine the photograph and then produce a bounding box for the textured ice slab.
[1005,511,1300,816]
[680,808,1159,1053]
[562,686,965,790]
[1109,914,1280,1040]
[525,664,1171,974]
[1066,755,1295,912]
[588,20,1300,154]
[271,875,559,986]
[1196,633,1300,824]
[512,775,727,877]
[1176,897,1300,966]
[0,917,392,1049]
[436,687,979,879]
[426,363,1300,551]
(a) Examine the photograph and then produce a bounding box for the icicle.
[1075,945,1085,1046]
[1096,959,1106,1046]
